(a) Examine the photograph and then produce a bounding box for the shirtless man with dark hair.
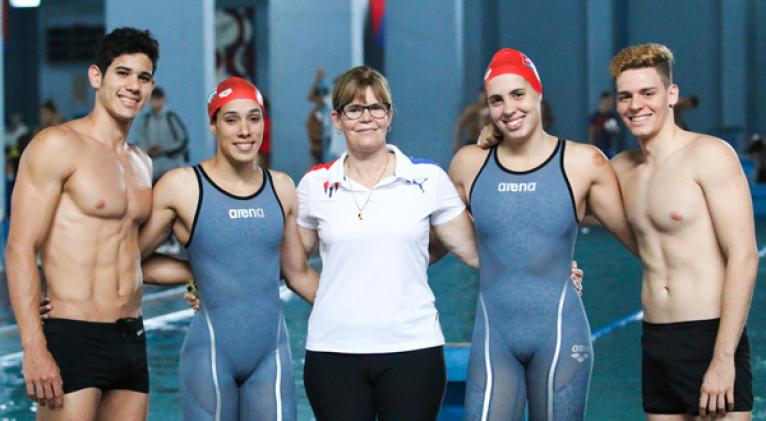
[6,27,159,421]
[610,43,756,420]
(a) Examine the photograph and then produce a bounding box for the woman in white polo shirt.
[296,66,479,421]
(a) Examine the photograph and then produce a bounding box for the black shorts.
[43,317,149,394]
[642,318,752,415]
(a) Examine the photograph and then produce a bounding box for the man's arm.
[5,129,76,408]
[272,171,319,303]
[694,138,758,416]
[570,142,638,256]
[475,124,503,149]
[142,254,192,285]
[139,168,191,258]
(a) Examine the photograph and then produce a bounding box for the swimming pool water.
[1,221,765,420]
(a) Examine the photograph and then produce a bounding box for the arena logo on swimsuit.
[570,344,591,363]
[497,182,536,192]
[228,208,265,219]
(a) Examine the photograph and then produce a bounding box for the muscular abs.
[618,155,724,323]
[44,143,152,322]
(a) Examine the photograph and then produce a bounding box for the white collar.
[326,144,422,186]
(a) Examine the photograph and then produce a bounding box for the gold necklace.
[346,154,390,220]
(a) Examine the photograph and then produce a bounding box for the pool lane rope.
[590,310,644,342]
[0,285,296,366]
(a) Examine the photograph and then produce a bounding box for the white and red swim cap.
[483,48,543,96]
[207,77,264,121]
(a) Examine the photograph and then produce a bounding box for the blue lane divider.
[590,310,644,342]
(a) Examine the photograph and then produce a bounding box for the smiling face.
[89,53,155,122]
[332,86,391,155]
[210,98,264,164]
[615,67,678,141]
[485,73,543,142]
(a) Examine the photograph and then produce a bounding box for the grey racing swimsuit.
[181,165,296,421]
[465,140,592,421]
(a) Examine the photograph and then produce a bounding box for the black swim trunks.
[43,317,149,394]
[642,318,752,415]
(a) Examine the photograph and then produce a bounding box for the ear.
[88,65,103,89]
[209,120,217,136]
[667,83,679,107]
[331,110,342,130]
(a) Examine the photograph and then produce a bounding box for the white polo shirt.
[297,144,465,353]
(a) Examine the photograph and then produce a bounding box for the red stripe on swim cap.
[483,48,543,96]
[207,76,264,121]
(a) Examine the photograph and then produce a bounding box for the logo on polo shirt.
[408,177,428,193]
[323,181,340,198]
[228,208,265,219]
[498,182,536,192]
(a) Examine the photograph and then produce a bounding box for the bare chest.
[65,149,152,223]
[621,165,707,235]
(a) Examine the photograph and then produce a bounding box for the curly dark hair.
[95,27,159,74]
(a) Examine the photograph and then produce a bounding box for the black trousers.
[304,346,446,421]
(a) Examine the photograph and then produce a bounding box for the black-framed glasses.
[341,102,391,120]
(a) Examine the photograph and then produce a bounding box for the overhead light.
[10,0,41,7]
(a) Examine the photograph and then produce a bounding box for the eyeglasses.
[340,102,391,120]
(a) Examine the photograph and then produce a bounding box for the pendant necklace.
[346,154,390,220]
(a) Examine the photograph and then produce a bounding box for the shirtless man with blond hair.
[610,43,756,420]
[6,28,159,421]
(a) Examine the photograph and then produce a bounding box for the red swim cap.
[484,48,543,96]
[207,77,264,121]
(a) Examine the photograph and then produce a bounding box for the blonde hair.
[610,43,674,86]
[332,66,392,111]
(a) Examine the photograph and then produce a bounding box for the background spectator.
[454,90,490,151]
[34,99,63,135]
[5,113,29,153]
[587,91,620,157]
[134,87,189,182]
[673,94,699,130]
[307,68,331,164]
